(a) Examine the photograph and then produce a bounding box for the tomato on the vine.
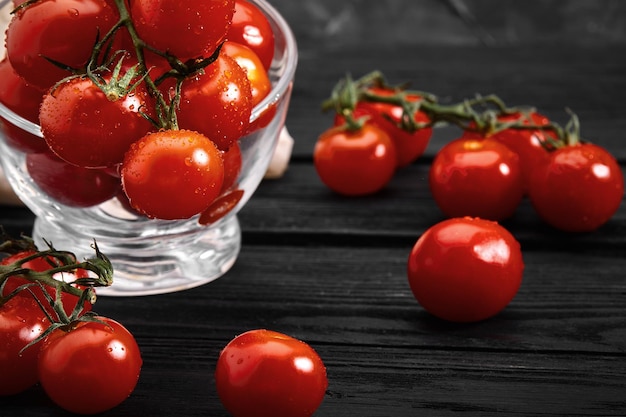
[27,152,121,208]
[335,87,433,168]
[528,142,624,232]
[121,129,225,220]
[130,0,235,61]
[407,217,524,323]
[162,53,253,151]
[5,0,120,90]
[39,76,155,168]
[215,329,328,417]
[314,124,397,196]
[0,295,49,396]
[38,317,142,414]
[429,137,524,221]
[227,0,275,70]
[1,249,93,316]
[463,111,553,193]
[0,58,48,153]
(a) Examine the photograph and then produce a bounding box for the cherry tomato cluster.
[316,71,623,323]
[315,71,624,233]
[0,0,276,222]
[0,231,142,414]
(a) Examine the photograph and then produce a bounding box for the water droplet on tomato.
[67,8,79,17]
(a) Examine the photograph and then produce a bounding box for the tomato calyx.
[0,232,113,308]
[0,231,116,352]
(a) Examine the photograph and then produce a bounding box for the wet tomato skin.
[0,295,50,396]
[528,143,624,232]
[429,137,524,221]
[215,329,328,417]
[121,129,225,220]
[463,111,553,194]
[314,124,397,196]
[227,0,275,70]
[407,217,524,323]
[37,317,142,415]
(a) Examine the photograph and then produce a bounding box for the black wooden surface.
[2,3,626,417]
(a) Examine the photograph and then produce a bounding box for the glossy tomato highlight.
[215,329,328,417]
[429,137,524,221]
[528,142,624,232]
[407,217,524,322]
[37,317,142,414]
[314,124,397,196]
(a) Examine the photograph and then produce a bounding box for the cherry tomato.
[429,137,524,221]
[407,217,524,323]
[314,124,397,196]
[40,76,155,168]
[130,0,235,61]
[222,40,275,132]
[464,111,553,193]
[220,142,243,193]
[162,53,253,151]
[215,329,328,417]
[1,249,93,316]
[0,58,48,153]
[222,41,271,108]
[121,129,225,220]
[199,188,244,225]
[227,0,275,70]
[27,152,121,208]
[0,295,50,396]
[335,88,432,168]
[5,0,120,90]
[528,143,624,232]
[38,317,142,414]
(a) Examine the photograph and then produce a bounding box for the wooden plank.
[241,163,626,248]
[89,245,626,355]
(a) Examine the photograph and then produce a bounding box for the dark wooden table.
[2,5,626,416]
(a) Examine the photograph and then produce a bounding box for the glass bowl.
[0,0,298,296]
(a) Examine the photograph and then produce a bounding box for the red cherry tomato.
[429,137,524,221]
[121,129,225,220]
[0,58,47,153]
[38,317,142,414]
[528,142,624,232]
[314,124,397,196]
[407,217,524,323]
[199,188,244,225]
[222,41,271,108]
[335,88,433,168]
[6,0,120,90]
[215,329,328,417]
[162,54,253,151]
[464,111,553,194]
[1,249,93,316]
[130,0,235,61]
[227,0,275,70]
[0,295,50,396]
[40,76,155,168]
[220,142,243,193]
[221,40,275,132]
[26,152,121,208]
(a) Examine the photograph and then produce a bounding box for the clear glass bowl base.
[32,213,241,296]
